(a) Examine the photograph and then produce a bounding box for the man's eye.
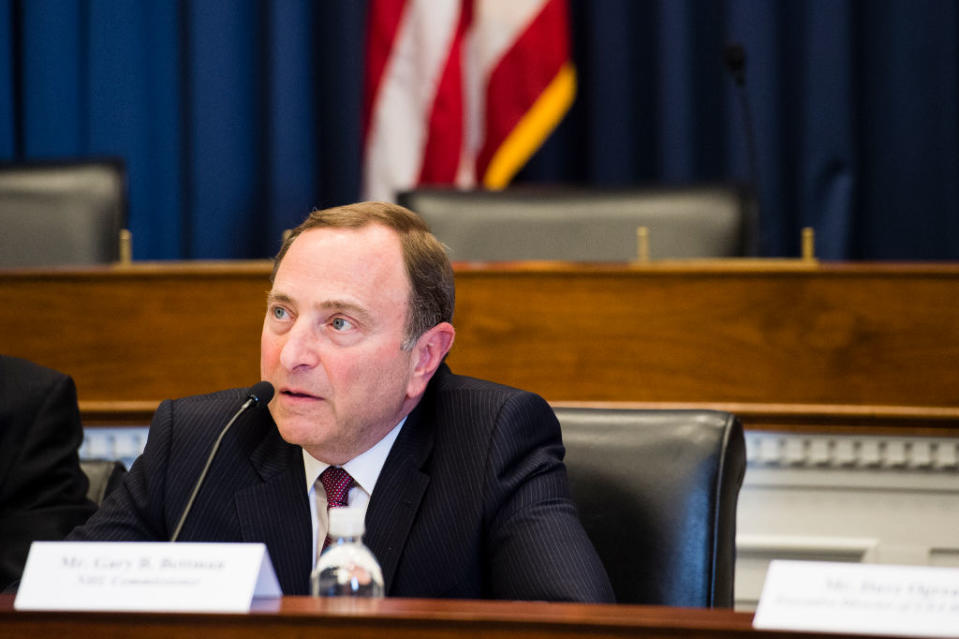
[271,306,288,320]
[331,317,353,331]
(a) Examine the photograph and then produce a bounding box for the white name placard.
[754,560,959,637]
[14,542,282,612]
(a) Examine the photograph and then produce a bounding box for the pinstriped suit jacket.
[68,365,614,601]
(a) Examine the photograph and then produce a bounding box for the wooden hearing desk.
[0,594,891,639]
[2,260,958,433]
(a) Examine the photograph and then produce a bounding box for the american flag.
[363,0,576,202]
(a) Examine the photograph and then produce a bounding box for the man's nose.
[279,321,319,370]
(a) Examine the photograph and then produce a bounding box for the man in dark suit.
[69,202,614,601]
[1,356,97,590]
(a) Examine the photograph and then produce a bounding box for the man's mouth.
[280,388,321,400]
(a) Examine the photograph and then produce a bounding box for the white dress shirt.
[303,417,406,567]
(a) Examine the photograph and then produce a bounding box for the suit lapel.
[234,365,448,595]
[364,397,434,594]
[235,421,312,595]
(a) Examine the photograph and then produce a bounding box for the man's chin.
[272,415,332,447]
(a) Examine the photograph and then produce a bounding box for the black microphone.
[724,42,761,255]
[170,381,274,542]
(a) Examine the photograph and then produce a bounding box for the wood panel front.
[0,262,269,402]
[451,261,959,406]
[1,261,957,412]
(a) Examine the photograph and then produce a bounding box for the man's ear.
[407,322,455,397]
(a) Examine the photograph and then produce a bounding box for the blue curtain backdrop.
[1,0,957,260]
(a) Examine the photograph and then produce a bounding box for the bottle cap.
[328,507,365,538]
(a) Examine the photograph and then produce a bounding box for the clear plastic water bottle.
[311,507,384,597]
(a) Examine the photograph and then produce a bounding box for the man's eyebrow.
[265,292,374,322]
[318,299,374,323]
[265,291,293,306]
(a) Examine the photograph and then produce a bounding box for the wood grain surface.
[0,594,893,639]
[2,260,957,418]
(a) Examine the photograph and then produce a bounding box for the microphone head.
[248,381,275,407]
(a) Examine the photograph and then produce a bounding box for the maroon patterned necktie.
[318,466,354,552]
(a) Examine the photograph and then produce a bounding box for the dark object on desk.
[0,158,127,267]
[0,356,97,590]
[558,407,746,607]
[398,185,757,261]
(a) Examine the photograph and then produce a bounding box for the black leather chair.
[555,407,746,607]
[79,459,127,505]
[0,159,127,267]
[398,184,757,261]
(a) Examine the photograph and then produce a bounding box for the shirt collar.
[302,416,407,495]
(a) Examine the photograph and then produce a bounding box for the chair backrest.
[79,459,127,505]
[398,184,756,261]
[0,159,126,267]
[555,407,746,607]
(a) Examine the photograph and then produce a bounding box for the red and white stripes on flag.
[363,0,576,202]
